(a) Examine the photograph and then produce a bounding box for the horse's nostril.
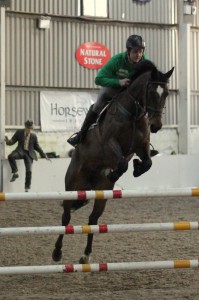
[151,125,158,133]
[150,123,162,133]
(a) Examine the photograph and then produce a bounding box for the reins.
[126,79,168,153]
[112,76,168,122]
[126,88,147,120]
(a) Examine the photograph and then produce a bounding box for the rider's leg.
[67,87,118,147]
[67,105,98,146]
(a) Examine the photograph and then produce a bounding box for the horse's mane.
[128,60,156,81]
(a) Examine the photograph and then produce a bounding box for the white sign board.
[40,91,97,132]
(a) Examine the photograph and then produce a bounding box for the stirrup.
[67,132,81,147]
[150,143,159,157]
[150,149,159,157]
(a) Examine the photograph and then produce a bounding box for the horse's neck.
[125,83,145,109]
[127,72,150,107]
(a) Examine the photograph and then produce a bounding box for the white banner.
[40,91,97,132]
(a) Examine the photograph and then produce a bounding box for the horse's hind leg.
[79,199,107,264]
[79,178,114,264]
[52,200,72,262]
[52,157,78,262]
[52,154,92,262]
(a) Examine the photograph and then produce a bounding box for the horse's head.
[146,66,174,133]
[121,61,174,133]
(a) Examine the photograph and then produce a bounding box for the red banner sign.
[76,42,111,69]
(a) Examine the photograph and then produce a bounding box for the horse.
[52,60,174,263]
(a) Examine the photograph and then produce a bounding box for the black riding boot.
[67,105,98,147]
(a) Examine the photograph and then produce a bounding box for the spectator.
[5,120,50,192]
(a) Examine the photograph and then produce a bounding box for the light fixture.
[38,16,51,30]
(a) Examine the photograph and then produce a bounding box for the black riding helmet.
[126,35,145,50]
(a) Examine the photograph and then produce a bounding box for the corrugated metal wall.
[9,0,178,24]
[5,15,178,88]
[9,0,78,16]
[191,29,199,93]
[3,0,199,128]
[191,28,199,125]
[110,0,178,24]
[5,90,40,127]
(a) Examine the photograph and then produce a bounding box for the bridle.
[117,79,169,121]
[145,80,168,117]
[127,80,168,119]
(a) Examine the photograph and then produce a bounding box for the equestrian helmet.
[25,120,34,129]
[126,35,145,50]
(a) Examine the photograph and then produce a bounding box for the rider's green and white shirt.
[95,51,148,88]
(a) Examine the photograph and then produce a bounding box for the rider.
[67,34,147,147]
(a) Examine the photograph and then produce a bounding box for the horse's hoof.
[133,158,140,167]
[79,255,90,264]
[133,162,152,177]
[52,248,62,262]
[133,169,141,177]
[107,172,119,183]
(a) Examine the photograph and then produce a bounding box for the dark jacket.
[6,129,46,161]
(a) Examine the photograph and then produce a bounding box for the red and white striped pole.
[0,260,198,275]
[0,188,199,201]
[0,221,199,236]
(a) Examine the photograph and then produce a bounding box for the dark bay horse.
[52,60,174,263]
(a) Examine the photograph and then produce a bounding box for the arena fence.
[0,260,199,275]
[0,221,199,236]
[0,187,199,201]
[1,188,199,275]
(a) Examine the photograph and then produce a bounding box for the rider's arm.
[95,56,122,88]
[95,52,148,88]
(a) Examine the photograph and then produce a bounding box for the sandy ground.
[1,196,199,300]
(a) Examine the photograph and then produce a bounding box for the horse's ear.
[164,67,175,80]
[151,67,158,81]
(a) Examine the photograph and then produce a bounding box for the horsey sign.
[76,42,110,69]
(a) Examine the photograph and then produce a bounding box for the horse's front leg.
[133,157,152,177]
[107,156,128,183]
[52,200,72,262]
[133,142,152,177]
[79,199,107,264]
[104,139,128,183]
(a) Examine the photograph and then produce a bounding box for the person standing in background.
[5,120,50,192]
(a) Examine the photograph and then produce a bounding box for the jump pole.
[0,188,199,201]
[0,260,198,275]
[0,221,199,236]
